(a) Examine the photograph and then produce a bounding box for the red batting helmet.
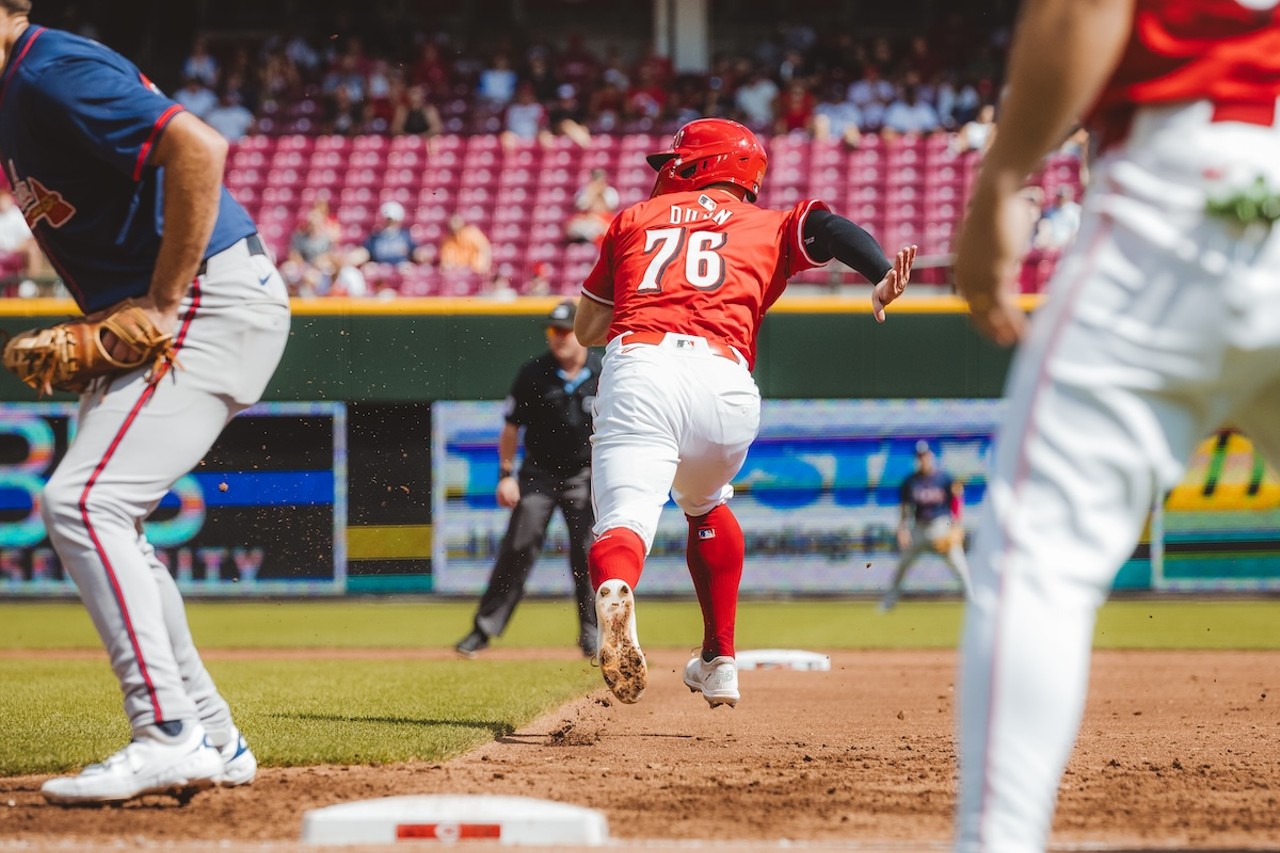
[646,118,768,202]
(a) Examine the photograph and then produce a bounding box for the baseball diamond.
[2,1,1280,851]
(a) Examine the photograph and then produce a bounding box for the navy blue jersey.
[503,350,602,475]
[0,26,256,311]
[900,469,955,525]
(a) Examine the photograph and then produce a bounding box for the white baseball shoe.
[595,579,647,704]
[211,725,257,787]
[683,655,740,708]
[41,720,223,805]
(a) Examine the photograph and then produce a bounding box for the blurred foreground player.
[953,0,1280,849]
[575,118,916,707]
[0,2,289,804]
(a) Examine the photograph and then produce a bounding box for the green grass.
[3,597,1276,776]
[0,657,597,776]
[3,598,1278,651]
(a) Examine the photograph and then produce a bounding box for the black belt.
[196,234,267,276]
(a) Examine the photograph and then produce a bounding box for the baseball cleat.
[211,725,257,787]
[454,629,490,659]
[683,655,740,708]
[595,579,646,703]
[41,720,223,805]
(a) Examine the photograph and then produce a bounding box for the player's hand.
[496,476,520,508]
[99,295,179,362]
[897,526,911,551]
[871,244,916,323]
[954,178,1030,346]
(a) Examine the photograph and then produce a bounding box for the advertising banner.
[0,402,347,596]
[433,399,1002,595]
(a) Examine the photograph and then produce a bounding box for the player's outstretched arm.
[871,245,915,323]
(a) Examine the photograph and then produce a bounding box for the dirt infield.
[2,648,1278,851]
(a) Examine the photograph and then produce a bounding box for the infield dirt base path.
[2,649,1278,851]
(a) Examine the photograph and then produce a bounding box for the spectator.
[289,206,335,265]
[524,50,559,103]
[477,53,519,106]
[883,85,941,137]
[321,53,366,103]
[735,66,779,129]
[587,79,626,132]
[391,84,443,138]
[624,64,667,121]
[182,35,219,87]
[564,168,619,245]
[0,187,40,286]
[202,88,256,141]
[502,81,546,148]
[524,261,553,296]
[847,64,894,111]
[439,213,492,275]
[323,84,363,136]
[1034,185,1083,251]
[359,201,427,266]
[812,84,863,148]
[409,40,452,91]
[556,33,599,88]
[953,102,997,154]
[773,79,815,135]
[543,83,592,148]
[172,76,217,119]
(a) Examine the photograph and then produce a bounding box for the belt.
[196,234,267,277]
[621,331,741,363]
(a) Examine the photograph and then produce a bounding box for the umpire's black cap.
[546,299,577,330]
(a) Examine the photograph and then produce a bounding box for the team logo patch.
[12,173,75,229]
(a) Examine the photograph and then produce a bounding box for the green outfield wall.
[0,296,1022,403]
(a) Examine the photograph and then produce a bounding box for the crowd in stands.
[167,16,1010,145]
[0,13,1090,300]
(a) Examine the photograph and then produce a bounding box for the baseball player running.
[575,118,915,707]
[953,0,1280,850]
[0,3,290,803]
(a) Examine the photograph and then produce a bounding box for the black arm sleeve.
[802,208,893,283]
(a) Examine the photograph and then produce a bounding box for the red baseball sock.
[588,527,646,591]
[685,521,715,654]
[686,504,744,659]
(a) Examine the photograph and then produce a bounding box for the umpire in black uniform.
[456,298,602,658]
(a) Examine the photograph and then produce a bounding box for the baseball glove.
[932,525,965,554]
[2,300,181,397]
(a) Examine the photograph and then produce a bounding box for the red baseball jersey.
[1090,0,1280,128]
[581,189,829,369]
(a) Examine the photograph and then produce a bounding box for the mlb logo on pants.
[698,527,716,540]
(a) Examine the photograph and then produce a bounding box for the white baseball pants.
[590,333,761,550]
[41,237,290,739]
[956,103,1280,852]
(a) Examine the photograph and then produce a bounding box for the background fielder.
[880,439,971,611]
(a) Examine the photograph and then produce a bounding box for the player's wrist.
[499,463,515,479]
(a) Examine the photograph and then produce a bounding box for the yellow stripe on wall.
[347,524,433,561]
